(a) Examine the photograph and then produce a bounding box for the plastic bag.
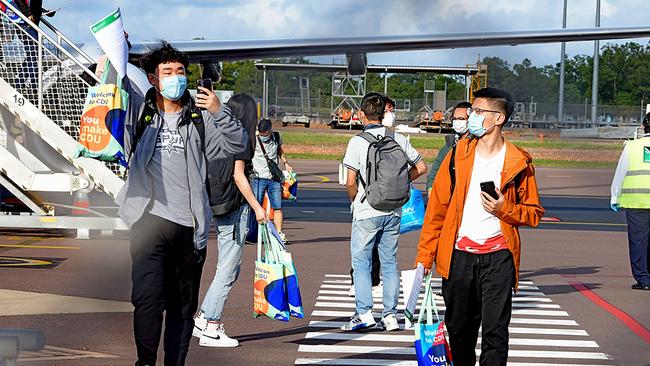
[401,185,425,234]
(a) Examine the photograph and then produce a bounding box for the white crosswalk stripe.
[295,274,612,365]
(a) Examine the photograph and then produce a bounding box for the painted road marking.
[298,274,611,365]
[0,256,53,267]
[19,345,118,362]
[300,175,331,186]
[304,332,598,348]
[0,289,133,316]
[0,244,79,249]
[296,359,613,366]
[297,345,609,360]
[313,300,561,310]
[307,321,589,336]
[316,294,553,303]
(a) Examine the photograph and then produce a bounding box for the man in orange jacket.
[415,87,544,366]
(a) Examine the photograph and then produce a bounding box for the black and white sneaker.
[199,321,239,347]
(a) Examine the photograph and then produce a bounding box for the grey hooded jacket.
[116,85,247,250]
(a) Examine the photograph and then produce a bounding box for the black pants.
[130,214,206,366]
[350,244,380,286]
[625,209,650,286]
[442,249,515,366]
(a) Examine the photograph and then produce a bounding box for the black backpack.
[132,97,242,216]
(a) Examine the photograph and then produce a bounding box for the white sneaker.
[199,321,239,347]
[372,284,383,297]
[382,313,399,331]
[278,231,288,243]
[340,311,376,331]
[348,285,355,297]
[193,312,206,338]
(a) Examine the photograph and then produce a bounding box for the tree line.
[190,41,650,107]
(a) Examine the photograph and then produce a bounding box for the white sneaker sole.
[192,325,203,338]
[199,339,239,348]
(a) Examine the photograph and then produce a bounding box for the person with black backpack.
[341,93,427,332]
[115,42,247,366]
[193,94,269,347]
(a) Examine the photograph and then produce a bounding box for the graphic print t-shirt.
[147,111,194,227]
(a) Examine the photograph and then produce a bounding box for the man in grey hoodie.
[115,42,246,366]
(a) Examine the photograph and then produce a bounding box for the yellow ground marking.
[0,244,79,249]
[540,221,626,227]
[300,175,331,186]
[0,256,53,267]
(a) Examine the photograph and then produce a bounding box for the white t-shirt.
[343,125,422,221]
[456,145,507,244]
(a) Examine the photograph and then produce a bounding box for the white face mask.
[382,111,395,127]
[452,119,468,134]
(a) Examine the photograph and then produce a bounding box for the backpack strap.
[449,143,457,196]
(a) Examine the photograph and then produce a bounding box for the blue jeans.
[350,214,401,317]
[252,178,282,209]
[200,204,249,321]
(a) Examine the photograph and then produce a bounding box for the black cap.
[258,118,272,132]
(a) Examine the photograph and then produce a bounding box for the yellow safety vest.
[620,136,650,208]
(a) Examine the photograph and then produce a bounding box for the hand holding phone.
[480,181,499,200]
[197,78,212,95]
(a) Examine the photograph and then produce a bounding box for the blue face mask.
[158,75,187,101]
[467,112,489,138]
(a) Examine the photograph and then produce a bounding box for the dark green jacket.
[426,133,458,191]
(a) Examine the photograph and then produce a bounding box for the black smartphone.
[197,78,212,95]
[480,181,499,200]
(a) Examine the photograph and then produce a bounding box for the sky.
[48,0,650,68]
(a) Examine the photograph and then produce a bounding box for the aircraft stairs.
[0,0,126,234]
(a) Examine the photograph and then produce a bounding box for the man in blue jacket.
[116,42,247,366]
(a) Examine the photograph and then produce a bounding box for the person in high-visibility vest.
[611,113,650,291]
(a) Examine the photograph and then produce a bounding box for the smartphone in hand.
[480,181,499,200]
[197,78,212,95]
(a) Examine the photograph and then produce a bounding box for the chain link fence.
[0,7,124,174]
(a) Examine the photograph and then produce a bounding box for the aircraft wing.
[129,26,650,63]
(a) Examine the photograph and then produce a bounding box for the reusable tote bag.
[266,222,304,318]
[281,170,298,202]
[400,184,426,234]
[75,58,129,167]
[253,223,289,322]
[414,273,453,366]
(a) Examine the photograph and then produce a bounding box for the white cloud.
[48,0,650,67]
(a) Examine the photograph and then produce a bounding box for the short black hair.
[258,118,272,133]
[643,113,650,134]
[452,101,472,116]
[140,41,189,75]
[384,96,395,108]
[361,93,385,121]
[473,87,515,122]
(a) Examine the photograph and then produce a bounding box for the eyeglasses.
[468,107,502,116]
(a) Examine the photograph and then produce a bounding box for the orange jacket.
[415,137,544,289]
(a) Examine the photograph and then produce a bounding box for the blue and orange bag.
[254,223,289,322]
[414,273,453,366]
[75,59,128,167]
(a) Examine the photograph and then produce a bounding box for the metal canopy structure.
[254,62,480,75]
[255,62,480,118]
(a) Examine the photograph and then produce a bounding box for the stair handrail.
[40,18,96,65]
[0,0,100,84]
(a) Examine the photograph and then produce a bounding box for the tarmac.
[0,160,648,366]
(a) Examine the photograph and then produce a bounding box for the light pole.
[558,0,567,125]
[591,0,601,127]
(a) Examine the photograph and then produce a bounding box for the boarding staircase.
[0,0,126,231]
